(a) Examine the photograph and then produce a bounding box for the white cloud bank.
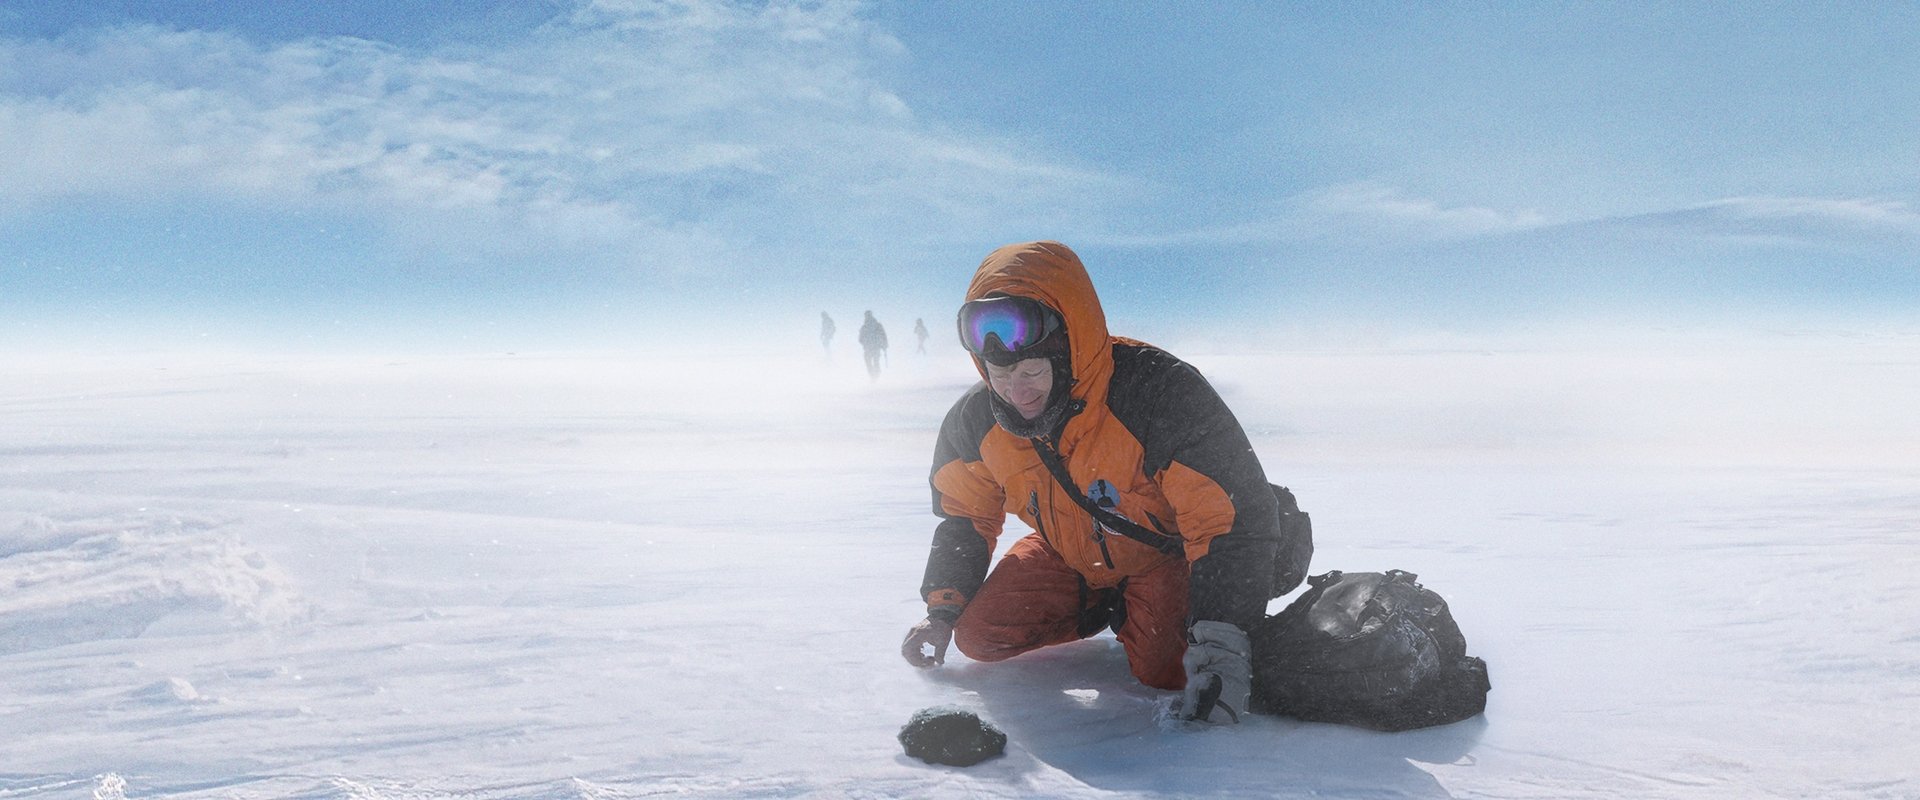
[0,0,1118,275]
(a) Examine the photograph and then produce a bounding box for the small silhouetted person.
[914,318,930,353]
[820,312,836,355]
[858,310,888,380]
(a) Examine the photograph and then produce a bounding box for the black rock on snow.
[897,706,1007,767]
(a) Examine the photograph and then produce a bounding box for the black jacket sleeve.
[919,384,1002,618]
[1110,345,1278,630]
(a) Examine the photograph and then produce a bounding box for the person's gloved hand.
[1175,620,1252,723]
[901,616,956,668]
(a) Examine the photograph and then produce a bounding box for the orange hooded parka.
[921,241,1281,630]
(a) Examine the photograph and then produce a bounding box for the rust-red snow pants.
[952,533,1189,690]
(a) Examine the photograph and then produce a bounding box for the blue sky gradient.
[3,1,1915,348]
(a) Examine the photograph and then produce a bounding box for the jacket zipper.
[1090,521,1115,570]
[1029,490,1052,549]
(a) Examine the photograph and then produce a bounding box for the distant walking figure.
[914,318,930,353]
[820,312,836,355]
[858,311,888,380]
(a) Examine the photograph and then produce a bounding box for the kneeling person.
[900,241,1282,724]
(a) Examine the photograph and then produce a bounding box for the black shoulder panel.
[1107,342,1217,477]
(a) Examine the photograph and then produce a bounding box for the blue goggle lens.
[957,297,1060,355]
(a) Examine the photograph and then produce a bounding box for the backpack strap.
[1031,438,1185,557]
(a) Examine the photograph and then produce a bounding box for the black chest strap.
[1031,437,1184,557]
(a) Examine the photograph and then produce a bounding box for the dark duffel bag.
[1250,570,1490,731]
[1268,484,1314,597]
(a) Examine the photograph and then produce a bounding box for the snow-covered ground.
[3,325,1916,799]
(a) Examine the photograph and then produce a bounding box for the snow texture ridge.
[0,514,308,655]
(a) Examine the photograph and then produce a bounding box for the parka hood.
[964,241,1115,432]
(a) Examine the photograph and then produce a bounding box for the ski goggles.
[956,295,1064,358]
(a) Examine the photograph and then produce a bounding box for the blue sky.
[3,0,1916,348]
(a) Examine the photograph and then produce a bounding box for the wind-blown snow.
[1,326,1915,798]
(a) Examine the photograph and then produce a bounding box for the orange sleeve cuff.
[926,588,967,619]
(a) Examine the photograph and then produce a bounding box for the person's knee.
[951,620,1016,662]
[1127,643,1187,690]
[954,614,1059,663]
[1116,618,1188,690]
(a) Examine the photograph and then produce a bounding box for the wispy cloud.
[1598,196,1920,249]
[1096,183,1919,268]
[0,0,1120,278]
[1289,182,1553,241]
[1090,181,1552,249]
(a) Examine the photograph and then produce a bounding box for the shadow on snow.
[922,637,1487,799]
